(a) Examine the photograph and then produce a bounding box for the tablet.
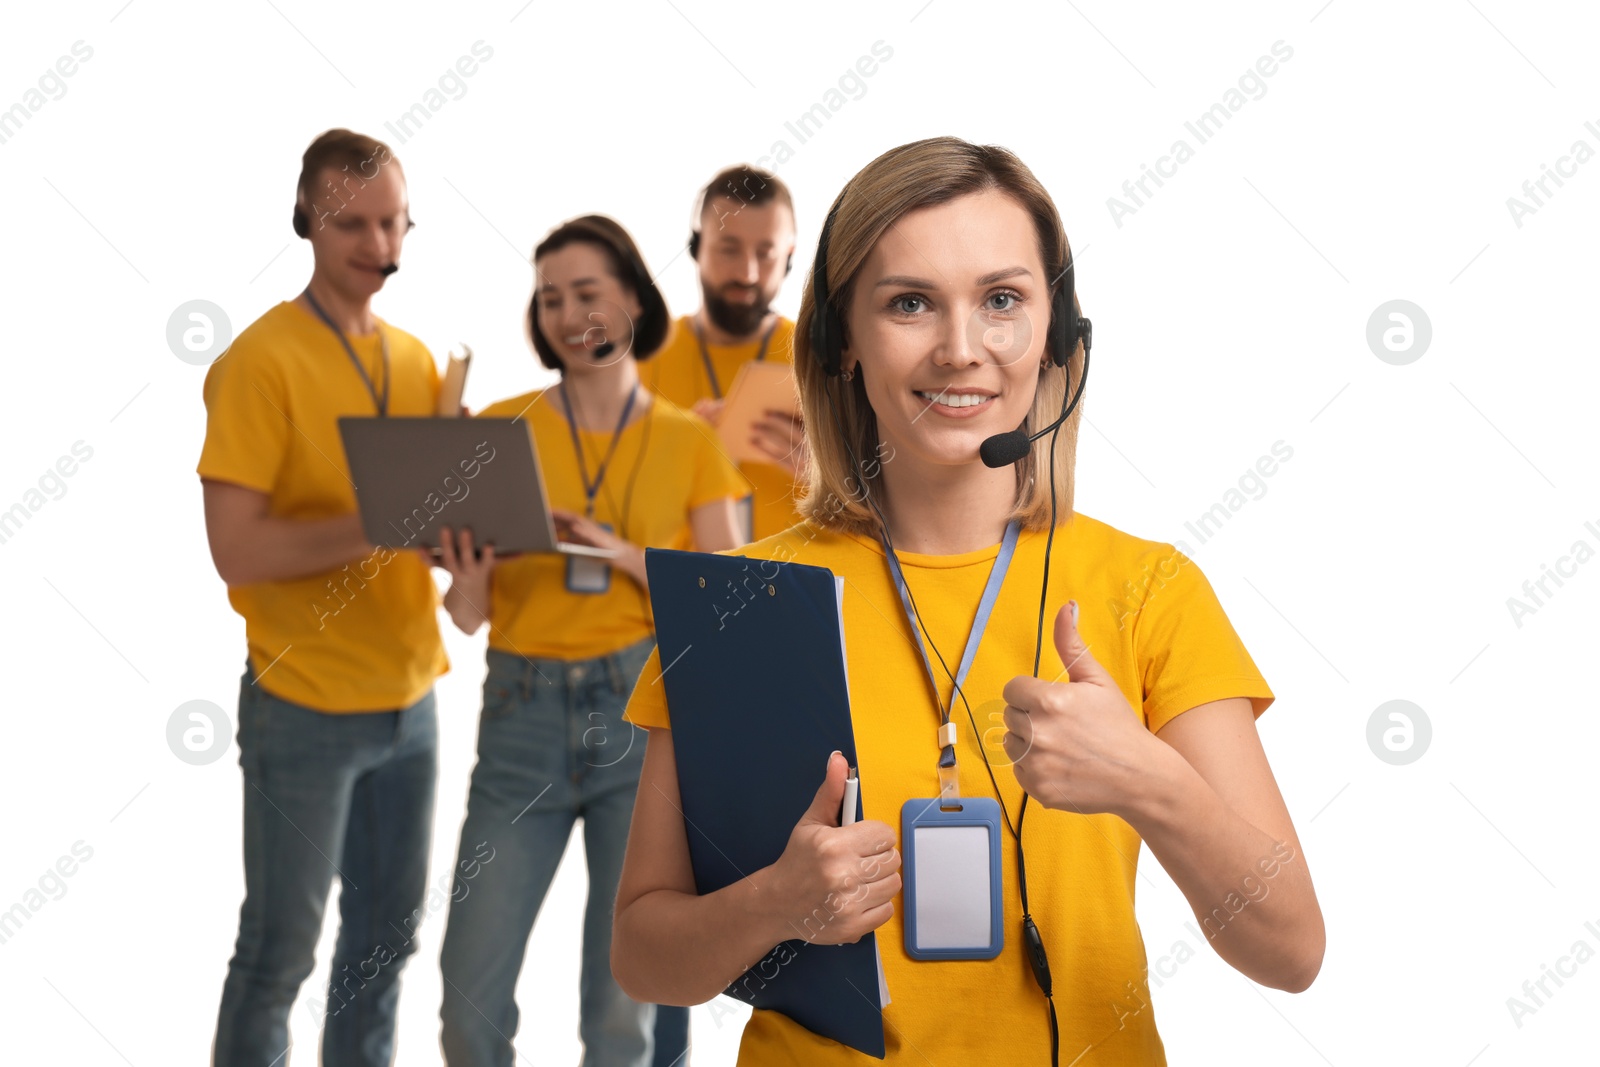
[715,362,799,465]
[338,416,614,558]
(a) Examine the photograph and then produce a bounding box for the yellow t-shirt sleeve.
[1134,545,1275,734]
[196,344,292,494]
[684,413,751,510]
[622,646,672,729]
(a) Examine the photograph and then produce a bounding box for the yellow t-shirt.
[644,314,800,543]
[196,299,449,713]
[477,387,747,660]
[623,512,1275,1065]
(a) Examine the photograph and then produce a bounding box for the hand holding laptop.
[550,508,645,586]
[435,525,497,632]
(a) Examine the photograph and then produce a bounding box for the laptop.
[338,416,615,558]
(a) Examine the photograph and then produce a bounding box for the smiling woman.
[612,136,1325,1067]
[434,213,746,1067]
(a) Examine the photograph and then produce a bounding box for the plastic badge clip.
[937,761,961,804]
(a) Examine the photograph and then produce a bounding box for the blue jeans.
[213,665,438,1067]
[439,638,687,1067]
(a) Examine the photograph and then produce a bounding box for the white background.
[2,1,1597,1064]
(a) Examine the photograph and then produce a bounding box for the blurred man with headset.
[198,127,448,1067]
[646,165,805,544]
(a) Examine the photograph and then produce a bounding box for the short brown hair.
[690,165,795,255]
[293,128,404,236]
[794,136,1087,535]
[527,215,671,371]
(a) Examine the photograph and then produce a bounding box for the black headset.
[293,200,417,239]
[688,187,796,274]
[810,192,1087,378]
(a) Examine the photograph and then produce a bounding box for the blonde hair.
[794,136,1087,536]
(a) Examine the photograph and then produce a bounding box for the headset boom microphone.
[980,416,1055,468]
[978,317,1092,469]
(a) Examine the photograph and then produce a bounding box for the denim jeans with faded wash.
[439,637,688,1067]
[213,664,438,1067]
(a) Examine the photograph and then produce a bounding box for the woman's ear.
[622,285,646,325]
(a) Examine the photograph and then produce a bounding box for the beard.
[702,279,774,337]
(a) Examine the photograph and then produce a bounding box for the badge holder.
[900,794,1004,960]
[565,522,613,594]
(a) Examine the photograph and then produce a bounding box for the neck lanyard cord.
[693,313,776,400]
[882,520,1021,778]
[302,290,389,417]
[558,381,639,518]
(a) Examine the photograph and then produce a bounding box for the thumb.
[799,750,848,828]
[1055,600,1110,686]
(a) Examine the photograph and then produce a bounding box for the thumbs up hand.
[1000,601,1159,817]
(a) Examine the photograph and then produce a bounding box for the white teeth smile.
[916,390,992,408]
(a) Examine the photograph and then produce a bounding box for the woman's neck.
[300,273,375,336]
[874,447,1017,555]
[559,360,645,431]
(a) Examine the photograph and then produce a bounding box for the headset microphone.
[979,318,1092,469]
[380,262,400,277]
[980,421,1051,469]
[592,341,616,359]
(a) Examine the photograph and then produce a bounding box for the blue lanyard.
[693,314,776,400]
[558,382,639,518]
[301,290,389,417]
[881,520,1021,796]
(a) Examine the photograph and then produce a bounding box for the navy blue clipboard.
[644,547,887,1059]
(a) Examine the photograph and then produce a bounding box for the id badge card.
[901,796,1004,960]
[565,523,613,594]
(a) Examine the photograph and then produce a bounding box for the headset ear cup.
[688,231,700,261]
[810,300,833,376]
[826,305,844,376]
[1048,285,1072,367]
[785,250,794,275]
[810,295,847,378]
[811,194,846,377]
[293,207,309,239]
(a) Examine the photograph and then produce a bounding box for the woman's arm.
[1139,697,1324,992]
[612,729,798,1005]
[1002,605,1325,992]
[689,497,742,553]
[550,508,649,589]
[551,497,744,595]
[612,736,901,1005]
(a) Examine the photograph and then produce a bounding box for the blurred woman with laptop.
[435,215,746,1066]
